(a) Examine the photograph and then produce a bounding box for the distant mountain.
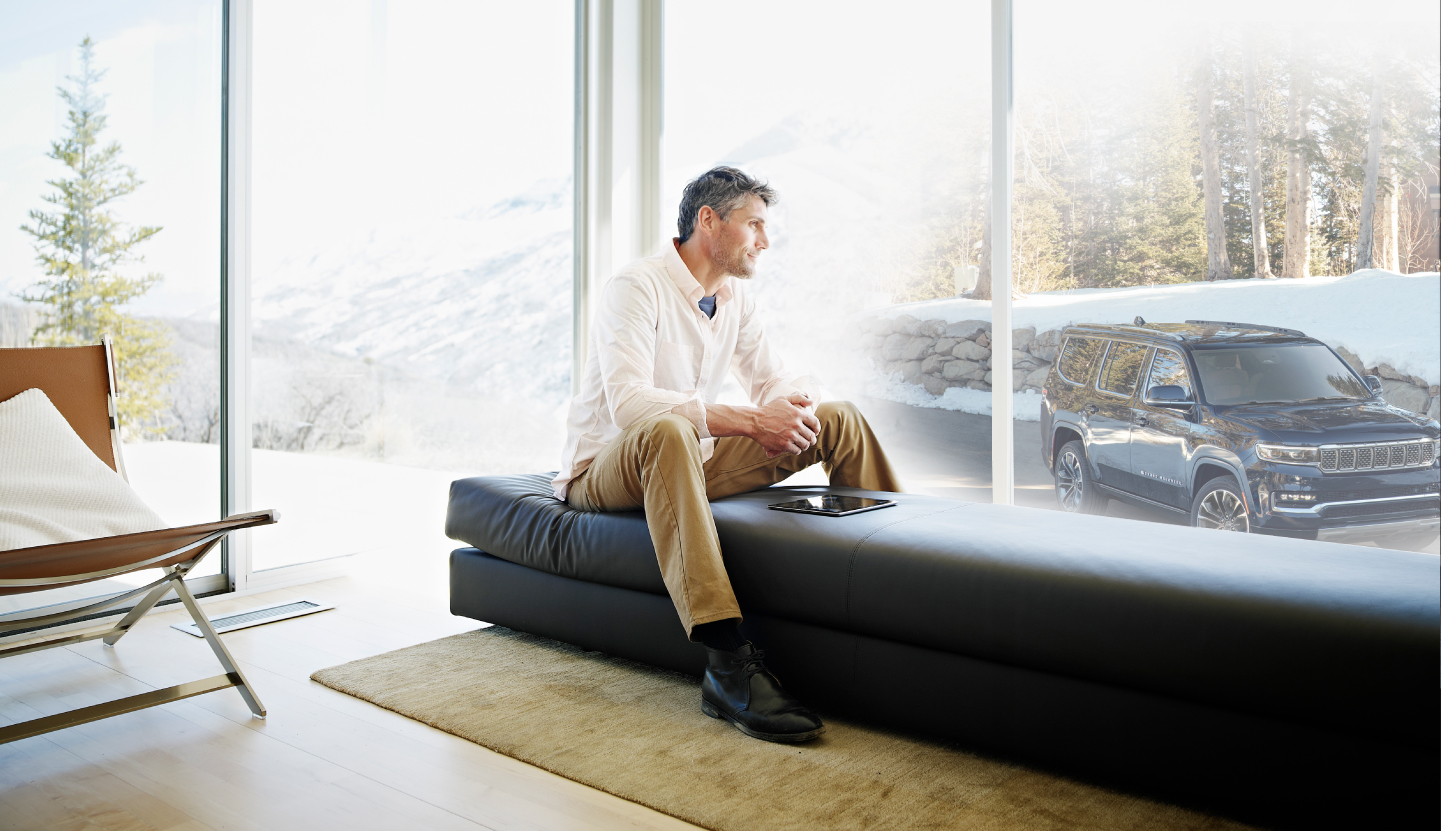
[237,112,955,409]
[250,180,574,405]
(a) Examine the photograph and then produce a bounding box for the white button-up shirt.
[553,241,815,499]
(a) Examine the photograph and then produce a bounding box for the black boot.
[700,643,824,743]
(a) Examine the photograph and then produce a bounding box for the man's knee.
[641,413,701,451]
[817,400,862,429]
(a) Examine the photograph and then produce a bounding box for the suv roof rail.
[1122,323,1186,341]
[1184,320,1308,337]
[1069,323,1186,341]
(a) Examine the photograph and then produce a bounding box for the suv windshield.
[1193,344,1370,406]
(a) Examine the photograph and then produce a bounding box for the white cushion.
[0,388,166,552]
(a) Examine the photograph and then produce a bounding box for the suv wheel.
[1055,440,1107,514]
[1191,477,1250,532]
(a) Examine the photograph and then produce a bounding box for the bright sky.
[249,0,572,282]
[0,0,221,317]
[1,0,1435,318]
[663,1,990,179]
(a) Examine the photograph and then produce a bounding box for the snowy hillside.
[248,180,573,404]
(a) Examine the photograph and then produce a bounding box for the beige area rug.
[311,627,1254,831]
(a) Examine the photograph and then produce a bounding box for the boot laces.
[735,649,768,677]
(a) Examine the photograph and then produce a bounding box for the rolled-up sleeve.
[595,275,710,435]
[730,290,818,406]
[669,396,711,440]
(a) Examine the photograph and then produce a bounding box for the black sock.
[692,618,746,652]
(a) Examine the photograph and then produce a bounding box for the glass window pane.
[1099,343,1150,397]
[1057,337,1105,386]
[1020,1,1439,554]
[249,1,574,571]
[1193,345,1370,406]
[1147,350,1193,399]
[0,1,223,616]
[664,0,991,502]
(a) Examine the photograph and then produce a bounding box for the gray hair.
[676,166,777,244]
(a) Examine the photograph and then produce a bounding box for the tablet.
[767,495,896,517]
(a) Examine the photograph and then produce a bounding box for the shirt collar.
[665,239,733,307]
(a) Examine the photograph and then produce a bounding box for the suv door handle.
[1084,404,1099,415]
[1133,413,1149,426]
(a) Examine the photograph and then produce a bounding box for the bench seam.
[844,504,972,684]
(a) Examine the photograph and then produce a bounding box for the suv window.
[1057,336,1105,386]
[1098,342,1150,397]
[1194,344,1370,405]
[1146,349,1193,399]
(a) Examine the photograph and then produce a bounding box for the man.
[554,166,901,743]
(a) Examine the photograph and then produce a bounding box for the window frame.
[1144,347,1195,402]
[1096,341,1153,400]
[1056,335,1105,387]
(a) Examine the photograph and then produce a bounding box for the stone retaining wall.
[855,313,1440,420]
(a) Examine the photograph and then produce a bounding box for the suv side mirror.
[1146,385,1194,408]
[1365,375,1383,394]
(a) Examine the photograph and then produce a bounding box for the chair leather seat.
[445,473,1438,747]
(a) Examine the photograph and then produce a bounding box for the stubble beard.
[712,240,757,279]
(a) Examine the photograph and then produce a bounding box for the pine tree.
[1280,31,1313,279]
[1241,33,1274,278]
[1118,80,1205,285]
[1195,30,1235,280]
[1354,59,1385,271]
[19,37,176,435]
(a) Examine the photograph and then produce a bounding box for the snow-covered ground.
[877,270,1440,385]
[867,375,1049,422]
[0,442,466,616]
[246,183,575,404]
[124,441,464,573]
[864,270,1440,419]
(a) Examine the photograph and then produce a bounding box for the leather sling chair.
[0,338,277,744]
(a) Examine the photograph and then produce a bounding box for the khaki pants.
[566,400,901,637]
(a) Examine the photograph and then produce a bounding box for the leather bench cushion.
[447,474,663,594]
[446,473,1438,744]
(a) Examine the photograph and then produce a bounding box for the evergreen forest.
[902,23,1440,302]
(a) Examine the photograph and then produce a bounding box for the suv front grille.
[1318,439,1437,472]
[1314,484,1441,503]
[1325,498,1429,518]
[1326,500,1439,519]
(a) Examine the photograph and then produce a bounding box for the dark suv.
[1040,320,1440,551]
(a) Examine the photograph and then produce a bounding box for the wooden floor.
[0,547,699,831]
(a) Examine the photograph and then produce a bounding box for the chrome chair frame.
[0,339,277,744]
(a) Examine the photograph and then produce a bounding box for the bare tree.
[1397,177,1430,273]
[974,182,993,300]
[1375,169,1399,270]
[1242,35,1274,278]
[1281,33,1313,279]
[1196,32,1234,280]
[1355,63,1385,270]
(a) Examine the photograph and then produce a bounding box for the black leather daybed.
[446,474,1438,830]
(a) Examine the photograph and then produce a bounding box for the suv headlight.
[1256,444,1319,464]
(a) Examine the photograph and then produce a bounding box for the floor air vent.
[172,599,334,638]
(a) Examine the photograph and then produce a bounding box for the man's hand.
[702,394,821,457]
[757,394,821,458]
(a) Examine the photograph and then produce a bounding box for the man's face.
[709,196,769,279]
